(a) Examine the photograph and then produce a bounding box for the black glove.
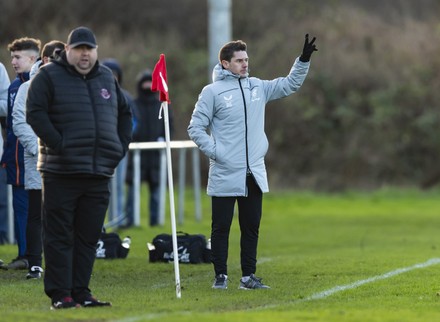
[299,34,317,62]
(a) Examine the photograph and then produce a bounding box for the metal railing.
[4,140,202,243]
[108,140,202,227]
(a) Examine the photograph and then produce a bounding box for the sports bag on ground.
[148,231,211,264]
[96,232,130,259]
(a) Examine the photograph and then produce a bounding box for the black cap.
[67,26,97,48]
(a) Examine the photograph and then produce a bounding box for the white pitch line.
[303,257,440,301]
[112,257,440,321]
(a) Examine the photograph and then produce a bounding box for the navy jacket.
[1,72,29,186]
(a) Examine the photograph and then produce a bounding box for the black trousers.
[211,175,262,277]
[25,189,42,268]
[41,174,110,301]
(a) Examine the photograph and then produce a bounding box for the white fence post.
[123,140,201,227]
[133,149,141,226]
[158,149,167,226]
[4,141,201,234]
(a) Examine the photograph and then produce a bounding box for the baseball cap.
[67,26,97,48]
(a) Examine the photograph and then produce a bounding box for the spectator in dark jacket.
[125,69,173,227]
[26,26,132,309]
[1,37,40,270]
[102,58,137,228]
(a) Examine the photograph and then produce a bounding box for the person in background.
[0,62,10,246]
[0,62,10,116]
[1,38,40,270]
[101,58,137,228]
[26,26,132,309]
[125,69,173,227]
[188,35,317,290]
[12,40,65,279]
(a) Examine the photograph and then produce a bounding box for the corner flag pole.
[152,54,181,298]
[163,100,181,299]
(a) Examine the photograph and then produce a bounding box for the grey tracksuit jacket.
[12,61,42,190]
[188,57,310,196]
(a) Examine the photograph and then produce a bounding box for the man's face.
[10,50,37,74]
[66,45,98,75]
[222,51,248,77]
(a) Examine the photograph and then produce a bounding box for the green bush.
[2,0,440,190]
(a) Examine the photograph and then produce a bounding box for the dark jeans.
[211,175,262,277]
[12,185,28,257]
[41,174,110,301]
[125,167,160,227]
[148,180,160,226]
[25,189,42,268]
[0,168,8,244]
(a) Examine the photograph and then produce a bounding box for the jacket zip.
[15,139,20,185]
[85,75,98,173]
[238,78,251,177]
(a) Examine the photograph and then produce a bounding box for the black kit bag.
[148,231,211,264]
[96,232,130,259]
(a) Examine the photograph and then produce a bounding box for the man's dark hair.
[42,40,65,59]
[219,40,247,62]
[7,37,41,53]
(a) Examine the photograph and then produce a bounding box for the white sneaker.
[212,274,228,289]
[239,274,270,290]
[26,266,43,279]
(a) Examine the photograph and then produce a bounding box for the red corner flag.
[151,54,170,103]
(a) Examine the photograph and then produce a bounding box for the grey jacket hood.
[211,63,248,83]
[0,63,10,117]
[30,60,43,79]
[11,59,43,190]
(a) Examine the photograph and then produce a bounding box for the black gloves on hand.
[299,34,317,62]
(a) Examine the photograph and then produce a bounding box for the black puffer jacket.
[26,52,132,177]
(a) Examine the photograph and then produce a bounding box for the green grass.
[2,187,440,321]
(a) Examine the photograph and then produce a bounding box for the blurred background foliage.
[1,0,440,191]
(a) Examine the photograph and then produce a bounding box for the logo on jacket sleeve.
[251,89,260,102]
[100,88,111,99]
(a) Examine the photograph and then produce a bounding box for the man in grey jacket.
[188,35,317,290]
[0,62,10,246]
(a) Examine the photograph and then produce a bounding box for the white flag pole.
[159,71,181,298]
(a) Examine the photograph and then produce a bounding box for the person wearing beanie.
[125,69,174,227]
[102,58,137,228]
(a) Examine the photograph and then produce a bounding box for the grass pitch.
[1,187,440,321]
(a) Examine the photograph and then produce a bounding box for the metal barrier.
[108,140,202,227]
[4,141,201,242]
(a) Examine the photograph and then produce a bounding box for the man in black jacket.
[26,26,132,309]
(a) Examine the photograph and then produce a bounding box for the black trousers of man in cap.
[42,173,110,301]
